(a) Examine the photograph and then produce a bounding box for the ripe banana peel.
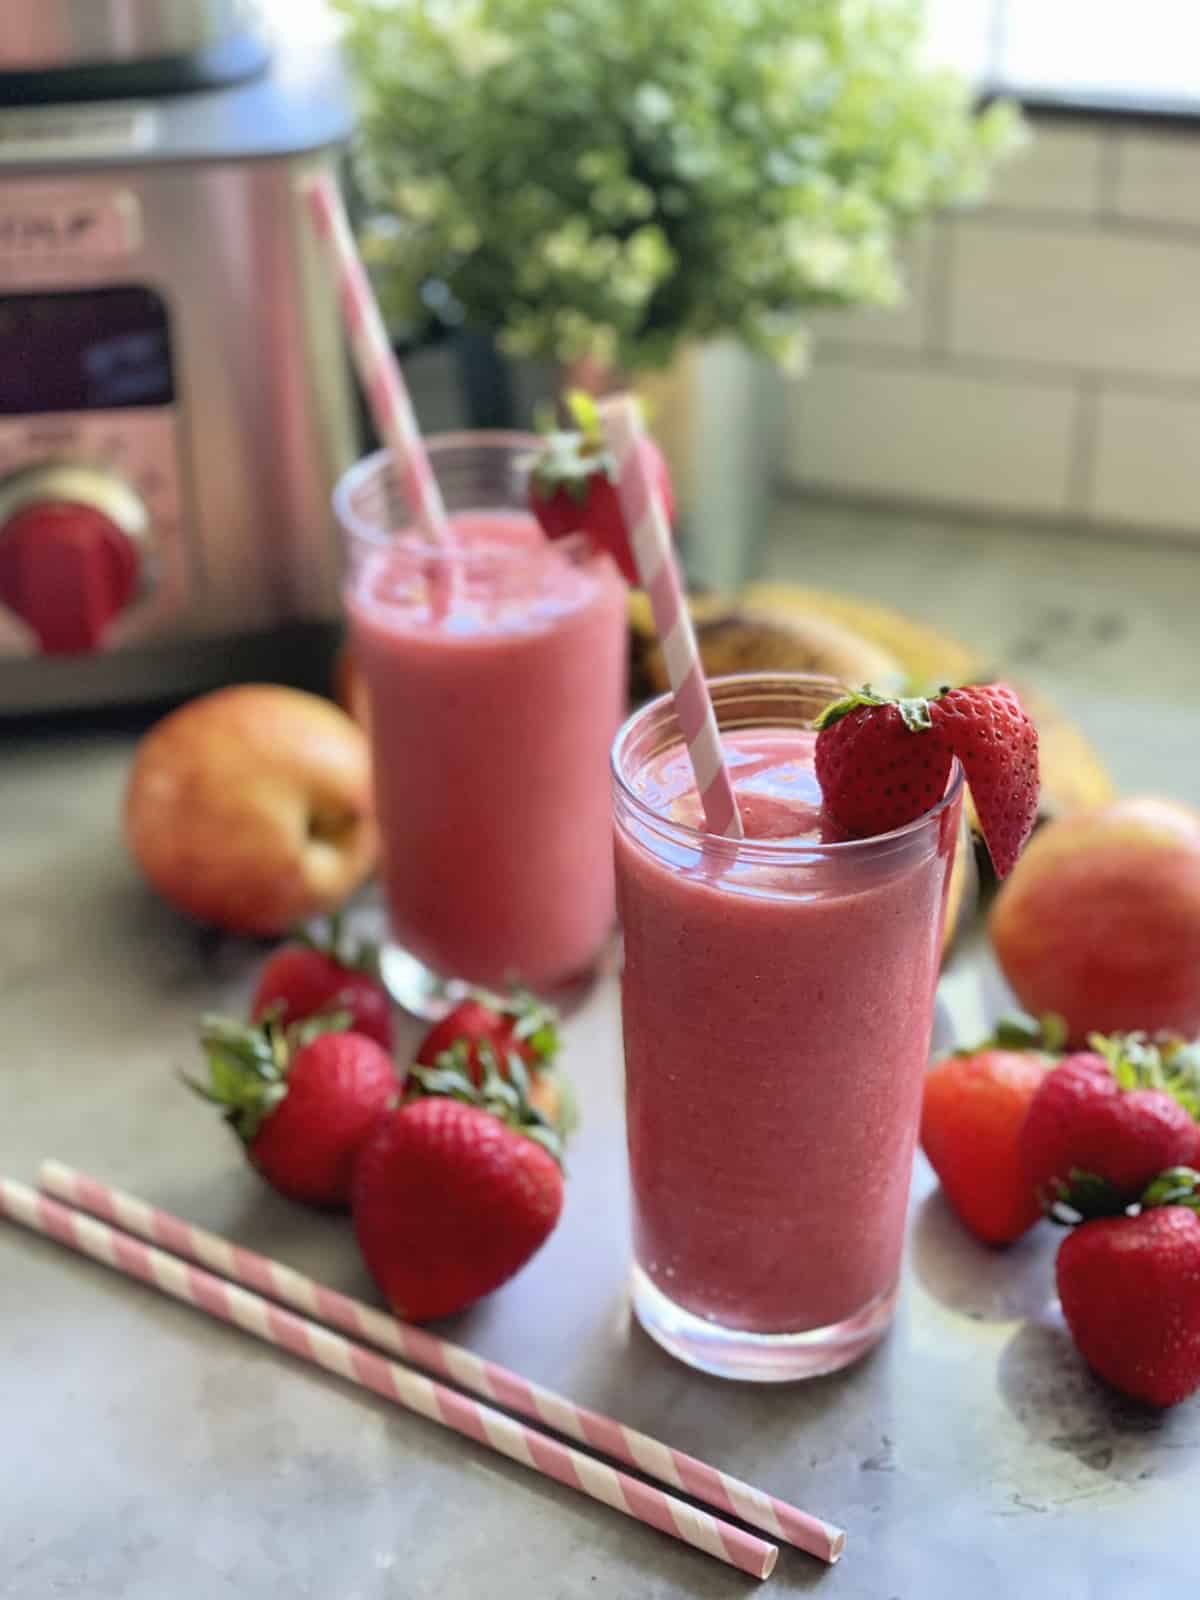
[628,583,978,702]
[741,582,982,692]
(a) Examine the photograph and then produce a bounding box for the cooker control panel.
[0,283,187,655]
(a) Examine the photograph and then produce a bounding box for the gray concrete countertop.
[2,718,1198,1598]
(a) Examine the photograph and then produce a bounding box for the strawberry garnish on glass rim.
[814,680,1040,876]
[527,389,674,586]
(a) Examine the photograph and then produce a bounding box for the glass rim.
[332,432,542,549]
[611,671,965,867]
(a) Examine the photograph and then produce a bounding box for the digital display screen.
[0,286,174,416]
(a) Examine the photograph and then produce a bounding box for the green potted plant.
[333,0,1021,582]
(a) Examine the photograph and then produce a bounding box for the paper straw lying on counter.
[598,394,743,839]
[37,1161,843,1565]
[1,1179,777,1581]
[303,173,455,573]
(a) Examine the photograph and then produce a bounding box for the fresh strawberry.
[252,917,392,1051]
[1056,1166,1200,1406]
[353,1057,564,1321]
[187,1014,398,1208]
[1020,1033,1200,1211]
[413,988,572,1134]
[814,681,1039,875]
[814,689,954,838]
[527,390,673,586]
[416,988,557,1078]
[930,683,1039,878]
[920,1015,1063,1245]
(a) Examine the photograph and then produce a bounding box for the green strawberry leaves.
[814,685,942,734]
[1049,1160,1200,1225]
[1088,1032,1200,1121]
[183,1010,350,1144]
[1141,1167,1200,1212]
[1047,1168,1129,1226]
[530,388,615,502]
[407,1040,566,1167]
[505,987,561,1066]
[955,1012,1068,1058]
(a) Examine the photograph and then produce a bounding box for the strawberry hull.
[991,797,1200,1045]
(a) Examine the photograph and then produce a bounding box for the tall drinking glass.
[337,433,627,1013]
[612,673,963,1381]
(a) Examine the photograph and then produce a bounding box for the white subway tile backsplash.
[782,358,1076,515]
[1114,131,1200,228]
[809,227,936,352]
[985,122,1106,216]
[949,218,1200,379]
[776,114,1200,542]
[1091,388,1200,535]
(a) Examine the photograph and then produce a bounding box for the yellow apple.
[125,684,378,936]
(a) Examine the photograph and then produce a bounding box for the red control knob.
[0,500,140,655]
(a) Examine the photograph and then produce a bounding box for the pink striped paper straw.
[38,1162,843,1565]
[304,173,452,550]
[2,1179,776,1581]
[598,395,742,838]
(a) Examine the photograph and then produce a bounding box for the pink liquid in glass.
[614,686,961,1376]
[349,510,627,992]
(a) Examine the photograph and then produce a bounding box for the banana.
[1009,680,1118,820]
[631,598,904,701]
[740,582,981,691]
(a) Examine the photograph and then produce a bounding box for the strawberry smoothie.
[340,438,627,996]
[612,674,962,1380]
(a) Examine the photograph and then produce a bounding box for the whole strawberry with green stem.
[251,915,393,1051]
[815,681,1040,876]
[1056,1165,1200,1407]
[413,987,573,1136]
[187,1012,398,1208]
[527,389,673,586]
[353,1052,564,1322]
[1021,1032,1200,1213]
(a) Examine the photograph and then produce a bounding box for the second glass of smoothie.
[338,434,627,1009]
[612,673,963,1381]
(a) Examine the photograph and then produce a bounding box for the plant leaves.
[332,0,1025,371]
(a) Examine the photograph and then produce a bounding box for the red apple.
[125,685,378,937]
[990,796,1200,1045]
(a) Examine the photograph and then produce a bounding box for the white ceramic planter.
[637,340,786,594]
